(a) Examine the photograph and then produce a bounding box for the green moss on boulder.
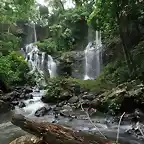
[94,80,144,115]
[42,77,81,103]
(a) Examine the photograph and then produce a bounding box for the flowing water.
[0,89,144,144]
[84,31,102,80]
[22,43,57,79]
[21,22,57,79]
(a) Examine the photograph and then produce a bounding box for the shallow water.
[0,90,144,144]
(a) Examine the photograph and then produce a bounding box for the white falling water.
[22,23,57,79]
[84,31,102,80]
[33,23,37,42]
[47,55,57,78]
[24,43,57,79]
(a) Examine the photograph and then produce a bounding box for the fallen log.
[9,135,41,144]
[11,114,114,144]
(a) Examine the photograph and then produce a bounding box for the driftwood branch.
[11,114,113,144]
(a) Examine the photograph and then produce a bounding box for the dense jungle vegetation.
[0,0,144,91]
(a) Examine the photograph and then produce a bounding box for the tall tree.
[89,0,144,76]
[0,0,37,24]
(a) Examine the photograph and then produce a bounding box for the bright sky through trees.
[36,0,75,9]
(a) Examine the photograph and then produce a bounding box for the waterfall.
[21,22,57,81]
[47,55,57,78]
[84,31,102,80]
[33,23,37,42]
[24,43,57,79]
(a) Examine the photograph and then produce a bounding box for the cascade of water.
[24,43,57,79]
[47,55,57,78]
[22,22,57,80]
[84,31,102,80]
[33,23,37,42]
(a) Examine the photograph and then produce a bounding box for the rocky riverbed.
[0,84,143,144]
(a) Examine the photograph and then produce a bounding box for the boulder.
[19,93,25,99]
[92,81,144,114]
[68,96,79,103]
[72,84,81,95]
[59,91,72,101]
[57,51,85,79]
[24,94,33,100]
[82,93,95,100]
[35,106,52,117]
[0,90,3,96]
[29,100,34,104]
[19,102,26,108]
[0,100,10,112]
[9,135,41,144]
[0,79,10,93]
[23,86,33,94]
[11,101,19,106]
[1,91,20,102]
[41,96,48,103]
[90,98,101,108]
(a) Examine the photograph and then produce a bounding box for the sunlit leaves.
[0,0,37,24]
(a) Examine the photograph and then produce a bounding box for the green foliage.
[8,51,29,84]
[88,0,118,34]
[37,4,92,53]
[99,60,129,85]
[133,40,144,74]
[44,77,76,103]
[0,0,37,23]
[89,0,144,36]
[0,55,15,83]
[35,38,57,54]
[0,32,20,55]
[0,51,33,86]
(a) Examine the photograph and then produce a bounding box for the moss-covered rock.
[93,80,144,115]
[70,78,144,115]
[57,51,84,78]
[42,77,81,103]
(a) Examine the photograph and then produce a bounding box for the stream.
[0,89,144,144]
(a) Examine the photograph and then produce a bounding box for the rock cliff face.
[16,21,49,47]
[57,51,85,79]
[0,22,49,48]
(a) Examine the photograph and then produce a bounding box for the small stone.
[23,87,33,94]
[19,102,26,108]
[68,96,79,103]
[82,93,95,100]
[11,101,19,106]
[35,106,52,117]
[25,94,33,100]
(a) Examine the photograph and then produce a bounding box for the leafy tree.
[89,0,144,77]
[0,0,37,23]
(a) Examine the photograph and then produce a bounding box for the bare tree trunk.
[59,0,65,10]
[11,114,113,144]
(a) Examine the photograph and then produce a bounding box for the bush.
[8,51,30,85]
[43,77,78,103]
[0,32,20,55]
[35,38,58,54]
[0,51,33,86]
[0,55,15,84]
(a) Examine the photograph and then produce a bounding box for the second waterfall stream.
[84,31,102,80]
